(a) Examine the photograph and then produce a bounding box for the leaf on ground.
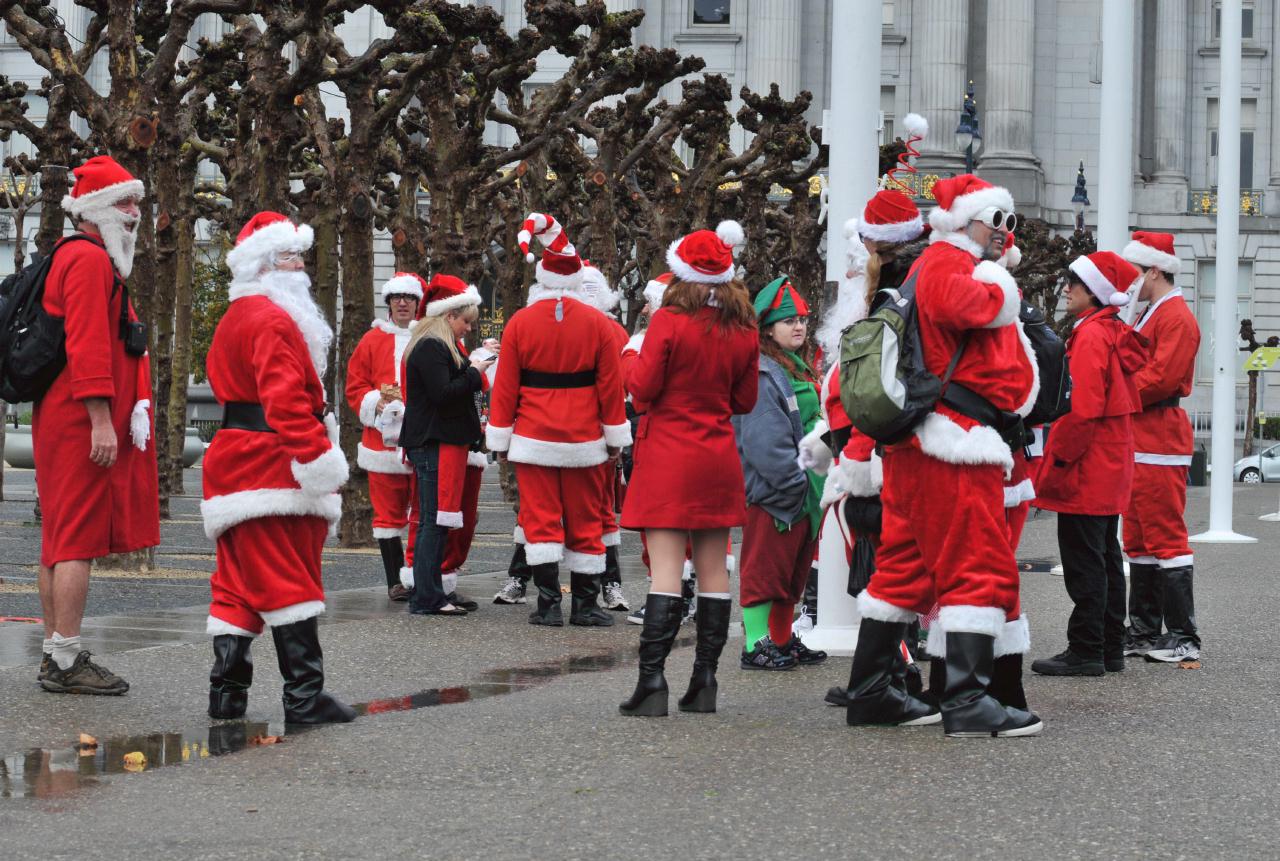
[1178,659,1202,670]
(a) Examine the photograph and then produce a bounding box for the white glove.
[797,421,832,475]
[376,399,405,447]
[130,399,151,452]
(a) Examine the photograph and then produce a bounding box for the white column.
[1096,1,1136,254]
[809,0,880,656]
[1152,0,1189,185]
[982,0,1037,166]
[1268,0,1280,213]
[746,0,803,98]
[912,0,968,172]
[1192,0,1256,544]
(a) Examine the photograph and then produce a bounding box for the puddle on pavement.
[1,636,691,800]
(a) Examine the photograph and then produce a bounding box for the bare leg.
[690,529,731,595]
[49,560,91,637]
[37,565,56,639]
[645,529,691,595]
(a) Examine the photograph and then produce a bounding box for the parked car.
[1234,444,1280,483]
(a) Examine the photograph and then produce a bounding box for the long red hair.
[662,278,756,331]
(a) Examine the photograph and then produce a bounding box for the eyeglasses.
[387,294,417,304]
[976,207,1017,233]
[274,251,302,264]
[778,316,809,327]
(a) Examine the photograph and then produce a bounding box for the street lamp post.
[1071,161,1090,231]
[953,80,982,174]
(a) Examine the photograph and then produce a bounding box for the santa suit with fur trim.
[202,236,348,636]
[485,287,631,572]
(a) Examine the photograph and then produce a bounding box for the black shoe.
[447,592,479,612]
[38,653,51,683]
[1105,656,1125,672]
[844,619,939,726]
[527,563,564,626]
[782,634,828,666]
[740,636,797,671]
[209,634,254,719]
[377,537,405,591]
[941,632,1042,738]
[1030,649,1104,677]
[270,618,356,725]
[40,651,129,696]
[987,653,1028,710]
[825,685,850,707]
[679,596,732,713]
[569,572,615,627]
[620,593,684,717]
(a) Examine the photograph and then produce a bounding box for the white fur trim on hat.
[1122,240,1181,276]
[973,260,1020,328]
[927,185,1015,235]
[666,238,736,284]
[858,214,924,244]
[535,262,584,291]
[291,444,350,495]
[226,220,315,281]
[261,600,326,627]
[564,550,606,574]
[902,112,928,139]
[382,274,424,301]
[61,179,146,220]
[716,220,745,248]
[426,284,482,317]
[1069,255,1132,307]
[937,604,1006,638]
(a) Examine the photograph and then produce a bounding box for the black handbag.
[847,534,876,598]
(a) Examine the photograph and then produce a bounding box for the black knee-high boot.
[378,537,405,590]
[1125,562,1163,649]
[620,594,684,716]
[679,596,732,712]
[271,618,356,724]
[569,571,614,626]
[940,632,1040,738]
[527,563,563,626]
[209,634,254,719]
[845,619,940,726]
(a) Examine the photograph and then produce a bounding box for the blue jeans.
[407,444,449,612]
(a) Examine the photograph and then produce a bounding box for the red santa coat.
[345,319,414,475]
[1035,307,1148,516]
[484,289,631,465]
[620,306,759,530]
[34,237,160,567]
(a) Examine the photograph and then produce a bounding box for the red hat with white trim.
[518,212,582,289]
[423,273,482,317]
[666,221,744,284]
[858,190,923,244]
[927,173,1015,235]
[61,155,145,221]
[1068,251,1139,308]
[381,272,426,302]
[644,272,675,309]
[225,211,314,281]
[1122,230,1180,276]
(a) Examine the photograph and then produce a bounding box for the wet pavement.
[2,468,1279,858]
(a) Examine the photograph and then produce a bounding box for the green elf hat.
[754,275,810,326]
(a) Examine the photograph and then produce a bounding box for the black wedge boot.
[527,563,564,626]
[679,596,732,713]
[569,572,615,627]
[620,593,684,717]
[271,618,356,725]
[845,619,940,727]
[941,632,1041,738]
[208,634,254,719]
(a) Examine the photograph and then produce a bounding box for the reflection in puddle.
[1,636,691,800]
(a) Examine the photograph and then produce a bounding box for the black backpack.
[1019,299,1071,426]
[0,235,96,403]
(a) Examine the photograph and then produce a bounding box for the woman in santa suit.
[618,222,759,717]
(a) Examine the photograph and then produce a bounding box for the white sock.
[50,632,82,671]
[42,637,54,655]
[700,593,731,600]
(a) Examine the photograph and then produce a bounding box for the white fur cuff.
[261,600,326,627]
[206,615,258,637]
[624,332,645,355]
[486,425,513,452]
[524,542,565,566]
[467,451,489,469]
[602,530,621,547]
[937,605,1006,639]
[291,445,350,495]
[603,422,633,448]
[993,614,1031,657]
[974,260,1019,329]
[437,510,464,529]
[513,525,527,544]
[564,550,606,574]
[856,590,918,623]
[359,390,382,428]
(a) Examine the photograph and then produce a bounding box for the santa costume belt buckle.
[222,402,325,433]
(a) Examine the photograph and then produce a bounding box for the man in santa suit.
[201,211,355,725]
[35,155,160,695]
[1120,231,1202,664]
[485,213,632,628]
[844,175,1043,738]
[345,272,425,602]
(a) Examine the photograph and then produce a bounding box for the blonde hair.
[406,304,480,367]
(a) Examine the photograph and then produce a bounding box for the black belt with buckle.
[1148,395,1181,410]
[222,402,324,433]
[520,369,597,389]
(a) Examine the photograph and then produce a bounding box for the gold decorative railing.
[1187,188,1264,216]
[890,171,941,202]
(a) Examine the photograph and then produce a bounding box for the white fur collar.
[371,318,413,336]
[929,230,988,260]
[526,285,584,307]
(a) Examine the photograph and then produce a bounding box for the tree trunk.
[97,547,155,573]
[310,210,342,401]
[151,161,180,517]
[1244,370,1259,457]
[35,166,69,254]
[336,195,375,547]
[165,218,196,499]
[0,402,6,502]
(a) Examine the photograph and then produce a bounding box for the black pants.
[1058,513,1126,661]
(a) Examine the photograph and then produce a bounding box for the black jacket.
[399,337,484,449]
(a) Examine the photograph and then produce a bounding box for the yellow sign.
[1244,347,1280,372]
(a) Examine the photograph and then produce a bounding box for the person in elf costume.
[732,276,828,671]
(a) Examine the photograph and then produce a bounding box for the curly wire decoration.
[884,113,928,193]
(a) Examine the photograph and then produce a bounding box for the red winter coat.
[33,236,159,567]
[345,320,414,475]
[620,306,759,530]
[1131,291,1198,463]
[1035,307,1148,516]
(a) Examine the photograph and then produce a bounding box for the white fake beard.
[259,269,334,379]
[82,204,140,279]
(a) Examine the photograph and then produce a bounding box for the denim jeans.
[407,443,449,612]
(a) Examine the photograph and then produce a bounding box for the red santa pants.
[599,461,622,547]
[1123,463,1192,565]
[867,446,1019,621]
[436,444,470,529]
[368,471,415,538]
[514,462,608,573]
[441,464,485,573]
[739,504,816,606]
[209,515,329,635]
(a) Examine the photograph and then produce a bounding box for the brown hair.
[864,237,928,308]
[662,278,756,331]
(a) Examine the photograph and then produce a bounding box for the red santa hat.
[999,232,1021,269]
[424,273,482,317]
[382,272,426,302]
[858,189,924,244]
[1122,230,1180,276]
[60,155,145,221]
[666,221,743,284]
[225,211,314,281]
[518,212,583,290]
[580,263,621,314]
[927,174,1015,235]
[644,271,675,309]
[1069,251,1139,308]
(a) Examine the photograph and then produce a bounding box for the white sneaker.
[1145,642,1200,663]
[493,577,527,605]
[602,582,629,611]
